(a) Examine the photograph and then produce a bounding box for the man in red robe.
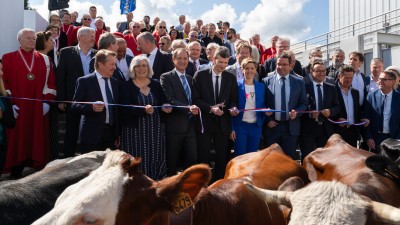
[261,35,278,64]
[2,28,56,178]
[124,21,142,56]
[61,12,77,46]
[94,18,106,49]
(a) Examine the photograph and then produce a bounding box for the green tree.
[24,0,33,10]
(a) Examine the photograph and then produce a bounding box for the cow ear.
[365,155,391,171]
[278,177,304,192]
[123,157,142,175]
[177,164,211,199]
[156,164,211,202]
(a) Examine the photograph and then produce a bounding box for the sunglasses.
[132,26,140,28]
[158,26,166,29]
[83,18,92,21]
[218,32,224,35]
[159,43,166,46]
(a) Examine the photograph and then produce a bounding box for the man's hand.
[321,109,331,117]
[267,120,277,128]
[366,139,375,150]
[310,111,319,119]
[230,131,236,141]
[161,104,172,113]
[229,107,239,116]
[92,101,105,112]
[361,118,370,127]
[211,106,224,116]
[58,103,66,111]
[144,105,154,114]
[265,108,273,116]
[190,105,199,115]
[289,110,297,120]
[338,118,346,127]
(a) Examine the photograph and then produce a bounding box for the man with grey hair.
[57,26,97,158]
[326,48,345,79]
[192,46,239,182]
[366,58,384,92]
[159,36,171,54]
[186,41,209,76]
[264,37,303,75]
[175,15,186,32]
[116,38,133,81]
[137,32,174,80]
[2,28,56,178]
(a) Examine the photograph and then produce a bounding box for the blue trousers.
[234,121,262,156]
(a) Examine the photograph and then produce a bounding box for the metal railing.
[291,8,400,58]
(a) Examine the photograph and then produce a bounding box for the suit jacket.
[70,73,120,144]
[88,56,132,83]
[117,21,129,33]
[160,70,195,133]
[152,50,174,80]
[57,46,97,101]
[192,68,238,133]
[264,57,303,76]
[231,79,266,130]
[364,90,400,140]
[223,40,235,56]
[300,76,340,137]
[262,73,308,136]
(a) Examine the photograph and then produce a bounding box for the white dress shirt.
[95,72,114,124]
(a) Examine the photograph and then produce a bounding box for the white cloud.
[30,0,311,46]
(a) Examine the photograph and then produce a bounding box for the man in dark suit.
[262,53,307,159]
[264,37,302,75]
[137,32,174,80]
[192,46,239,181]
[160,48,200,176]
[71,50,120,153]
[57,27,97,157]
[333,65,369,147]
[299,59,340,159]
[186,42,209,77]
[364,70,400,153]
[117,12,133,33]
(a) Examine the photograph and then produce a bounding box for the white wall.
[0,0,24,57]
[24,10,49,33]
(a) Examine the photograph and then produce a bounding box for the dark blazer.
[300,76,340,136]
[0,96,16,147]
[56,46,97,101]
[192,68,238,133]
[231,79,266,130]
[264,57,303,76]
[160,70,195,133]
[262,73,307,136]
[364,90,400,140]
[152,50,174,80]
[89,55,133,83]
[70,73,120,144]
[119,79,167,127]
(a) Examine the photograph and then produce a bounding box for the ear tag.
[172,192,193,214]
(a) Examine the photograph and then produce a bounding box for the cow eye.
[84,217,98,224]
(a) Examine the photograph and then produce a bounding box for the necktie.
[317,84,323,123]
[180,75,191,104]
[280,77,286,121]
[380,94,387,132]
[193,61,197,72]
[103,78,114,125]
[215,76,220,104]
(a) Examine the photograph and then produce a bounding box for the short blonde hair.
[129,55,154,79]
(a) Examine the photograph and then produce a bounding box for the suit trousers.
[63,107,82,157]
[371,133,390,154]
[197,118,229,182]
[264,121,298,159]
[80,124,116,154]
[166,122,197,176]
[300,124,329,160]
[234,121,262,156]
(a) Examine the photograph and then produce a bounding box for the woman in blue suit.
[230,58,266,155]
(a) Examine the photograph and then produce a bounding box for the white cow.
[33,150,134,225]
[245,181,400,225]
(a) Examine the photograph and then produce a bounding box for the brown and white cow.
[34,146,309,225]
[245,179,400,225]
[303,134,400,209]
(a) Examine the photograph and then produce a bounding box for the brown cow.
[34,147,309,225]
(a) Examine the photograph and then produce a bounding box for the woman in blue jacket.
[230,58,266,155]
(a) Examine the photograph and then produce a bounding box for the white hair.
[17,28,35,42]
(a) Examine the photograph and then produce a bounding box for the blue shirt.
[78,45,93,76]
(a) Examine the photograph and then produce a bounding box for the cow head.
[366,138,400,185]
[33,150,212,225]
[245,181,400,225]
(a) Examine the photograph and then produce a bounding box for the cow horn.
[244,182,292,207]
[370,201,400,224]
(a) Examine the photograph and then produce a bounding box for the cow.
[0,150,109,225]
[34,146,310,225]
[245,178,400,225]
[302,134,400,209]
[365,138,400,185]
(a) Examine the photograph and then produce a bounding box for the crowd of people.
[0,6,400,182]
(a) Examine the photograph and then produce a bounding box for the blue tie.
[317,84,323,123]
[103,78,114,125]
[180,75,191,104]
[280,77,286,121]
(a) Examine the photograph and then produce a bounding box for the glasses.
[132,26,140,28]
[313,70,326,73]
[218,32,224,35]
[206,48,215,52]
[378,78,394,82]
[158,26,166,29]
[159,42,166,46]
[83,18,92,21]
[190,35,198,38]
[135,64,147,68]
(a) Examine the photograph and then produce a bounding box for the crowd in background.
[0,6,400,182]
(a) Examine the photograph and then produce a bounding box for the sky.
[28,0,329,46]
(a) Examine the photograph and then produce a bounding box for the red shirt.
[261,47,276,64]
[124,34,142,56]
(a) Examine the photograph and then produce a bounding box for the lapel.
[336,85,346,115]
[73,46,84,75]
[115,66,125,80]
[173,71,188,100]
[219,71,227,101]
[110,78,119,101]
[323,83,329,108]
[238,80,246,107]
[207,69,214,100]
[306,79,316,110]
[351,88,358,118]
[90,74,104,101]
